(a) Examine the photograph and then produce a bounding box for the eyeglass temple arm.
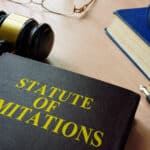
[74,0,96,13]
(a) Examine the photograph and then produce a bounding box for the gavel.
[0,11,54,61]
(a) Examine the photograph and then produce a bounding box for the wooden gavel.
[0,11,54,61]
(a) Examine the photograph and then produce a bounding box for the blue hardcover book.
[115,7,150,45]
[106,6,150,80]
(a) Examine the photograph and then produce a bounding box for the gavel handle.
[0,40,13,55]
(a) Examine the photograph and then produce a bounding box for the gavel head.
[0,11,54,61]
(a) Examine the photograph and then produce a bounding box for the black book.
[0,53,140,150]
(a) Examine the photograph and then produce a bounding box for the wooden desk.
[0,0,150,149]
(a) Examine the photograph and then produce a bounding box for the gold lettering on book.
[0,78,105,148]
[15,78,94,110]
[0,98,104,148]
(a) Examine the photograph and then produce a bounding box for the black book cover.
[0,53,140,150]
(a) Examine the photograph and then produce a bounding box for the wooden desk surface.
[0,0,150,149]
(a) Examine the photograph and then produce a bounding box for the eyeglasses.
[8,0,96,17]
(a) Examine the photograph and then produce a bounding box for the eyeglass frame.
[7,0,96,17]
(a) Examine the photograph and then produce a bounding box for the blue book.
[106,6,150,80]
